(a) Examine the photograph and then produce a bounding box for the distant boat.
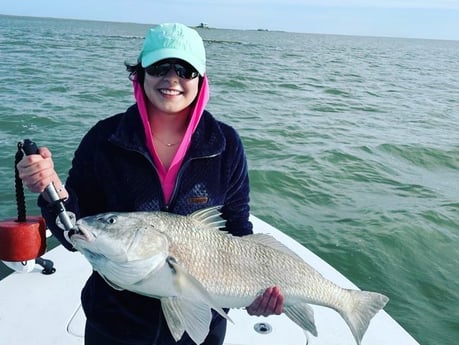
[196,22,209,29]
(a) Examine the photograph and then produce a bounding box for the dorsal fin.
[246,233,304,261]
[188,206,226,229]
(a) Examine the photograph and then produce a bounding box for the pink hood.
[133,75,210,204]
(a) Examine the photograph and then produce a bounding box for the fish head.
[71,212,169,263]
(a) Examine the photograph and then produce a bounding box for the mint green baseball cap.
[138,23,206,76]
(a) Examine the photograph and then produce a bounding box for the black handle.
[22,139,39,156]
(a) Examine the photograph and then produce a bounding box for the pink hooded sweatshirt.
[133,76,210,204]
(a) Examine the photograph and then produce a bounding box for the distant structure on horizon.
[196,22,209,29]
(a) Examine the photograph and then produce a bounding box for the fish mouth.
[68,225,96,242]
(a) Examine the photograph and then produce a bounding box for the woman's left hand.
[246,286,284,316]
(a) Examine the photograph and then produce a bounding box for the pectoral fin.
[160,257,232,344]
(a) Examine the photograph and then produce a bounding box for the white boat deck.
[0,215,420,345]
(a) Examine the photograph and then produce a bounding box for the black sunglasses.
[145,61,199,80]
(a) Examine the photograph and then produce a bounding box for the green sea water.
[1,15,458,345]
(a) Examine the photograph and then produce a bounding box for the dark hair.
[125,61,145,85]
[125,60,204,90]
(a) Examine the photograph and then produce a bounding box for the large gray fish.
[70,207,389,345]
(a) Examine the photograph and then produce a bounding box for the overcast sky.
[1,0,458,40]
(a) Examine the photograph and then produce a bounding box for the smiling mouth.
[159,88,182,96]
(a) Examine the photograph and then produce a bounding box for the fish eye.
[98,215,118,225]
[106,215,118,224]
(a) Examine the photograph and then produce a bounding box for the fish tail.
[339,290,389,345]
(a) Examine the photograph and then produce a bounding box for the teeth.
[160,89,181,95]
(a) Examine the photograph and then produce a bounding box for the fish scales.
[71,206,389,345]
[167,214,335,305]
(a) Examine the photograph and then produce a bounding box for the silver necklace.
[153,134,182,147]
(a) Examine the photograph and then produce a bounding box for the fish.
[70,206,389,345]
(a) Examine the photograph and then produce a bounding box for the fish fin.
[162,257,232,344]
[284,303,318,337]
[247,233,304,261]
[161,296,213,344]
[339,290,389,345]
[188,206,226,229]
[167,257,231,322]
[160,297,186,341]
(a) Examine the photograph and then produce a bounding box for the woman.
[17,23,283,345]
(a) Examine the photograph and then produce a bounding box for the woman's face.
[143,59,200,116]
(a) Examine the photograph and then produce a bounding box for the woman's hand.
[246,286,284,316]
[16,147,68,201]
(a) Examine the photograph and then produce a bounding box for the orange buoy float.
[0,216,46,261]
[0,140,47,263]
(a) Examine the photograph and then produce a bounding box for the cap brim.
[141,48,205,76]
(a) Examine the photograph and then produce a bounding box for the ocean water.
[1,15,458,345]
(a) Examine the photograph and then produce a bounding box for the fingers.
[262,286,283,316]
[246,295,263,315]
[16,147,57,193]
[246,286,284,317]
[38,146,52,159]
[269,286,284,315]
